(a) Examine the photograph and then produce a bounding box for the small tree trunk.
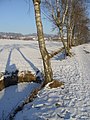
[33,0,53,84]
[59,28,66,51]
[71,25,75,46]
[59,27,71,56]
[68,27,72,49]
[67,28,70,52]
[69,26,75,47]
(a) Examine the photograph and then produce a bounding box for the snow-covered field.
[0,39,62,73]
[0,39,90,120]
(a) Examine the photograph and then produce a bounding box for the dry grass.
[49,80,64,89]
[0,71,37,91]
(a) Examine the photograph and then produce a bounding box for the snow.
[0,39,90,120]
[0,82,39,119]
[0,39,62,73]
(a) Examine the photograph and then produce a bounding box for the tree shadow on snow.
[53,51,66,61]
[16,47,43,82]
[0,47,18,119]
[0,48,4,53]
[23,43,39,50]
[0,43,44,119]
[3,48,18,88]
[16,47,39,72]
[0,47,38,119]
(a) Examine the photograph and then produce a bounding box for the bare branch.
[49,47,64,58]
[62,0,68,25]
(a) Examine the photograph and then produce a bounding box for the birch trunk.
[33,0,53,84]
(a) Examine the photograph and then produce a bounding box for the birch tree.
[32,0,89,84]
[42,0,72,56]
[33,0,53,85]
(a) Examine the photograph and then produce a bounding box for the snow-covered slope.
[14,43,90,120]
[0,39,90,120]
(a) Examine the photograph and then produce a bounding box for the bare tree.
[74,1,89,45]
[42,0,72,56]
[42,0,90,54]
[32,0,89,84]
[66,0,90,46]
[66,0,73,50]
[33,0,53,85]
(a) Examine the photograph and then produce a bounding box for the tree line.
[32,0,89,85]
[32,0,90,85]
